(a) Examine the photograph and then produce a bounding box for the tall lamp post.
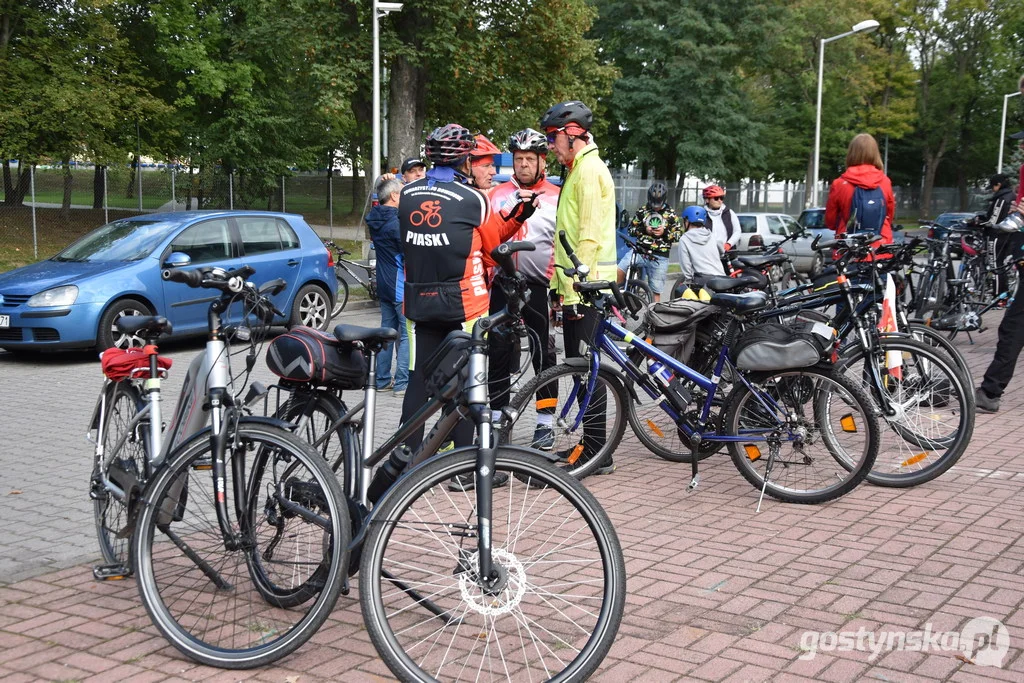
[998,91,1021,173]
[373,1,403,178]
[811,19,880,207]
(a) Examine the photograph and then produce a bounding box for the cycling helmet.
[425,124,476,167]
[682,205,708,226]
[470,134,500,161]
[647,182,667,207]
[509,128,548,154]
[540,100,593,131]
[702,184,726,200]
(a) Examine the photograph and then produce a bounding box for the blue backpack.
[848,185,886,233]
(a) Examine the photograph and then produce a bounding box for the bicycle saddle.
[116,315,173,338]
[333,324,399,344]
[693,273,764,293]
[736,253,789,269]
[708,290,769,314]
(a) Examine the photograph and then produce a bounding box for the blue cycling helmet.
[682,205,708,226]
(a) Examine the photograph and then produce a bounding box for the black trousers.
[400,321,474,452]
[981,233,1024,398]
[488,282,557,412]
[562,305,608,459]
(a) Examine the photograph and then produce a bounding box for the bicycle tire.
[502,362,627,478]
[277,387,347,474]
[906,324,973,386]
[132,419,349,669]
[94,381,149,567]
[836,336,974,488]
[914,270,937,318]
[359,445,626,683]
[724,366,879,504]
[332,272,349,317]
[625,278,654,305]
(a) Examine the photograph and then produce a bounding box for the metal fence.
[0,162,366,266]
[610,172,993,223]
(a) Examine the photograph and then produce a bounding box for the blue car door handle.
[287,259,299,266]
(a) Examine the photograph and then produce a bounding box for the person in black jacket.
[366,176,408,396]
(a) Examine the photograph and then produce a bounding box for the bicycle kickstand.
[687,435,701,492]
[757,438,781,513]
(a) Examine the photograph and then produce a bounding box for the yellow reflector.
[646,419,665,438]
[901,452,929,467]
[568,444,584,464]
[698,288,712,302]
[193,464,213,471]
[536,398,558,410]
[840,414,857,433]
[744,444,761,461]
[682,288,698,301]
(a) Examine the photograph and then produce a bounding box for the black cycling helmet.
[425,123,476,167]
[647,182,667,208]
[508,128,548,154]
[540,100,593,131]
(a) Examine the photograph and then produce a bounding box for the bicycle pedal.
[92,563,132,581]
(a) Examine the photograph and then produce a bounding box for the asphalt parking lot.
[1,302,1023,681]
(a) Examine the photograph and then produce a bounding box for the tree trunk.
[386,54,428,172]
[127,154,137,198]
[61,158,73,219]
[15,164,30,205]
[956,166,968,211]
[93,165,105,209]
[3,161,13,206]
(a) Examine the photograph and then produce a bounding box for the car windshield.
[799,210,826,229]
[935,214,970,227]
[52,218,175,262]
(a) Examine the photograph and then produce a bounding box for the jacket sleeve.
[627,210,644,241]
[726,211,741,247]
[665,211,682,244]
[574,166,611,273]
[881,178,896,244]
[825,180,846,235]
[478,206,525,268]
[677,242,693,281]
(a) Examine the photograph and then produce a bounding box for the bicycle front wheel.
[836,336,974,488]
[725,367,879,504]
[502,363,627,478]
[94,381,149,567]
[359,446,626,682]
[132,420,349,669]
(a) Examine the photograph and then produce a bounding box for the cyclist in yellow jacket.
[541,99,618,475]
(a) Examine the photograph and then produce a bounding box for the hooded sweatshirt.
[705,205,741,248]
[677,226,725,281]
[365,203,403,304]
[824,164,895,245]
[988,185,1016,225]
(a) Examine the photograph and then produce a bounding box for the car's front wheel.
[289,284,331,331]
[97,298,154,351]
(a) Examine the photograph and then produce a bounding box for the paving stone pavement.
[1,306,1023,681]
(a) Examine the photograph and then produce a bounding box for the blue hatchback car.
[0,211,336,352]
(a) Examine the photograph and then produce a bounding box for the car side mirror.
[164,252,192,268]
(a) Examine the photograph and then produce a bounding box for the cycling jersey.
[490,176,560,286]
[552,143,617,305]
[400,166,522,323]
[627,205,681,256]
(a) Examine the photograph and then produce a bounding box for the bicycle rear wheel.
[94,382,149,567]
[501,363,627,478]
[332,272,349,318]
[132,420,349,668]
[359,446,625,682]
[725,367,879,504]
[836,336,974,488]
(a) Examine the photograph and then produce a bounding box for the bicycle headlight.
[27,285,78,307]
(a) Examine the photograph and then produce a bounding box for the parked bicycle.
[325,239,377,316]
[89,260,349,669]
[503,231,881,506]
[255,241,627,681]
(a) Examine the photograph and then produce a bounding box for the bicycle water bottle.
[648,360,673,388]
[367,446,412,505]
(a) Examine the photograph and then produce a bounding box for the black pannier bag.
[265,326,367,389]
[731,321,836,372]
[643,299,719,364]
[421,330,474,400]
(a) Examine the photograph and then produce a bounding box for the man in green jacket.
[542,99,618,475]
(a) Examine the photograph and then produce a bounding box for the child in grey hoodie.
[677,205,725,282]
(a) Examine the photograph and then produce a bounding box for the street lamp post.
[372,1,403,178]
[998,91,1021,173]
[811,19,880,207]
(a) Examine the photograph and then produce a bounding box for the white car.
[735,212,822,276]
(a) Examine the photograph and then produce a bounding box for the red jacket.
[824,164,895,245]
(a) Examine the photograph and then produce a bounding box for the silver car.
[736,212,823,276]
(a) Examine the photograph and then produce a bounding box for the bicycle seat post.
[359,346,379,508]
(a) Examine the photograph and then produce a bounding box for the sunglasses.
[545,127,566,144]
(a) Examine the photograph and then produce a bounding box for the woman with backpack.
[824,133,895,246]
